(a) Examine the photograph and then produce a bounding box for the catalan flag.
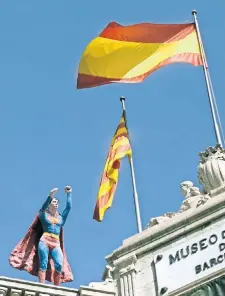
[77,22,202,89]
[93,112,132,222]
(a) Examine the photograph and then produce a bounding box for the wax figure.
[9,186,73,285]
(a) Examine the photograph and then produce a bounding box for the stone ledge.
[172,269,225,296]
[106,191,225,263]
[0,276,78,296]
[0,277,115,296]
[80,286,115,296]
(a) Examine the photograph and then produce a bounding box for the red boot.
[38,270,46,284]
[54,271,61,286]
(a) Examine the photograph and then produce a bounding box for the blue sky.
[0,0,225,289]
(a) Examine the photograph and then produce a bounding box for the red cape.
[9,215,73,284]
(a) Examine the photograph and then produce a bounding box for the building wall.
[102,191,225,296]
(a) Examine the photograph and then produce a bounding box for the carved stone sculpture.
[198,144,225,197]
[103,265,114,282]
[179,181,210,212]
[146,212,176,228]
[146,181,211,229]
[89,265,115,291]
[145,145,225,229]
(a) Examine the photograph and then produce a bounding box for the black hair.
[52,197,60,203]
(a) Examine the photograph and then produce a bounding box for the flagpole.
[192,10,223,147]
[120,96,143,233]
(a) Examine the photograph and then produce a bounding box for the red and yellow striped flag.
[93,112,132,222]
[77,22,202,89]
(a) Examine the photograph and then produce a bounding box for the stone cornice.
[106,192,225,264]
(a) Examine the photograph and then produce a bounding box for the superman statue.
[9,186,73,285]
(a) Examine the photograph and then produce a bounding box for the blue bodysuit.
[38,193,72,274]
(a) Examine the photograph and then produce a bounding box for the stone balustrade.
[0,277,115,296]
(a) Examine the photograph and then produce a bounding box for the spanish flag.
[77,22,202,89]
[93,112,132,221]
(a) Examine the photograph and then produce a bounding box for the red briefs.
[40,234,60,251]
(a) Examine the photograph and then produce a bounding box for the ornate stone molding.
[103,265,115,282]
[114,255,137,296]
[145,180,210,229]
[89,257,138,295]
[88,265,115,292]
[198,144,225,196]
[145,212,175,228]
[116,255,137,275]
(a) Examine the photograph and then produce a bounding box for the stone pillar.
[116,255,137,296]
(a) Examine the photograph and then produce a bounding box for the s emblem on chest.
[47,215,60,225]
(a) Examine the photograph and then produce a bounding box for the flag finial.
[192,10,197,15]
[120,97,126,111]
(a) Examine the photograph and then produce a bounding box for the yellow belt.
[43,232,59,240]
